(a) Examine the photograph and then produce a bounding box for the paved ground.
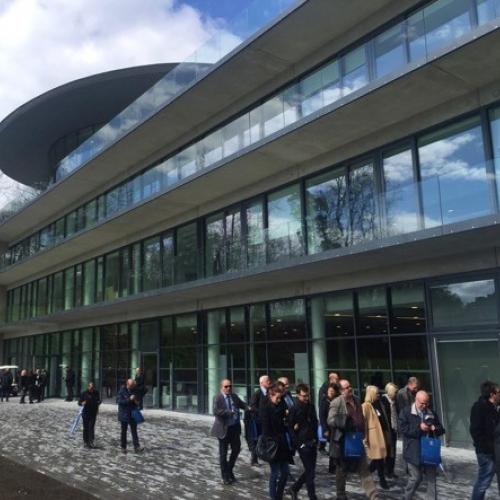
[0,399,497,499]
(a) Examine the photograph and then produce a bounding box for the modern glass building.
[1,0,500,447]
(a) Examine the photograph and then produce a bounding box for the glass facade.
[7,105,500,323]
[3,280,433,411]
[4,0,500,271]
[7,269,500,449]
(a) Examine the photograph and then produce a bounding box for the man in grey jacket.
[211,378,249,485]
[327,379,378,500]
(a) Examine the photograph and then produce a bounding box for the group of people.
[212,373,446,500]
[2,367,49,404]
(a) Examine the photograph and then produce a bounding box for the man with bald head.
[211,378,249,485]
[116,378,143,453]
[247,374,272,465]
[399,390,445,499]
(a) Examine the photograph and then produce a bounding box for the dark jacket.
[135,374,147,396]
[470,397,500,455]
[65,369,75,387]
[19,375,28,391]
[211,392,247,439]
[396,387,414,415]
[494,420,500,479]
[261,398,293,463]
[318,382,329,406]
[399,403,445,466]
[319,396,333,436]
[289,400,318,448]
[249,388,267,424]
[79,389,102,415]
[116,387,139,423]
[1,371,13,388]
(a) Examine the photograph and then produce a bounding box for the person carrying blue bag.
[327,378,378,500]
[399,390,445,500]
[117,378,144,454]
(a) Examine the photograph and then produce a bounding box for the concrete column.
[207,310,222,413]
[311,296,327,405]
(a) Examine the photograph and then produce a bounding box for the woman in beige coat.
[362,385,389,489]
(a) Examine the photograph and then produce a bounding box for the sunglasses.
[223,385,232,388]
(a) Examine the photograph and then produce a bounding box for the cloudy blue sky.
[0,0,254,122]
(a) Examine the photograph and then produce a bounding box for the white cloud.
[0,0,223,123]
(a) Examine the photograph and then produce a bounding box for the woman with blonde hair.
[362,385,389,489]
[381,382,398,477]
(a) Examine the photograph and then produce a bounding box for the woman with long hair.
[261,383,293,500]
[362,385,389,489]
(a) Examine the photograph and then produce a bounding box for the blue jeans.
[471,452,495,500]
[269,461,289,500]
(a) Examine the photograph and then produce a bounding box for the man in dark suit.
[211,378,249,485]
[247,374,271,465]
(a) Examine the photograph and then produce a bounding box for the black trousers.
[66,384,74,401]
[121,420,139,449]
[219,425,241,479]
[0,387,9,401]
[292,445,318,499]
[83,412,97,444]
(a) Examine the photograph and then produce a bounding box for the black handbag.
[256,435,278,462]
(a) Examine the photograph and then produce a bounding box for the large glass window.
[245,199,265,267]
[349,161,378,244]
[390,283,426,334]
[176,223,199,283]
[162,233,174,287]
[104,251,120,301]
[419,118,490,226]
[306,168,349,253]
[143,236,161,291]
[267,184,303,262]
[430,278,498,328]
[205,212,225,277]
[53,271,64,312]
[269,299,306,341]
[357,287,388,335]
[383,147,419,235]
[83,260,95,306]
[64,269,74,311]
[358,336,391,389]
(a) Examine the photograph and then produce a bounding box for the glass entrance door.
[436,337,500,446]
[142,353,158,408]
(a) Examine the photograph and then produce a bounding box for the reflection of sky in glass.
[419,119,490,225]
[490,107,500,201]
[268,185,302,239]
[442,280,496,305]
[383,149,419,233]
[423,0,472,54]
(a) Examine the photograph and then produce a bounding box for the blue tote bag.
[317,424,327,443]
[131,408,145,424]
[420,436,441,466]
[344,431,364,458]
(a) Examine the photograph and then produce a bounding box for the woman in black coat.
[261,384,293,500]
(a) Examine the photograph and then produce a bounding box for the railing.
[2,0,499,267]
[53,0,301,182]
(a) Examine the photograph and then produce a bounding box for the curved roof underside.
[0,63,176,187]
